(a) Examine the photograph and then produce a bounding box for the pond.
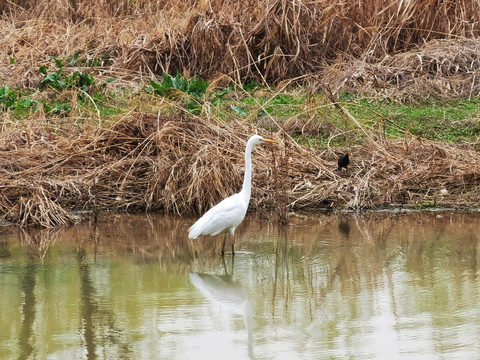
[1,211,480,359]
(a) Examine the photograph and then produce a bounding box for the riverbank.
[1,1,480,227]
[1,111,479,227]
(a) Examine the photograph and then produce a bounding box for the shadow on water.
[337,217,350,238]
[1,211,480,359]
[0,238,11,259]
[77,248,97,360]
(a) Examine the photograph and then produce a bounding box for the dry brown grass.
[291,136,480,210]
[1,0,480,95]
[1,1,480,227]
[324,38,480,100]
[1,111,480,227]
[0,112,275,226]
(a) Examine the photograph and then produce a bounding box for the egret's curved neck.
[241,138,255,201]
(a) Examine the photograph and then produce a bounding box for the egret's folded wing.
[188,194,246,238]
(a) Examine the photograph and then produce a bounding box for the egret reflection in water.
[189,259,254,358]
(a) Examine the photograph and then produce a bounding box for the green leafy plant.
[149,72,209,114]
[37,53,123,119]
[210,85,233,105]
[243,79,258,91]
[149,72,209,98]
[0,86,18,110]
[66,49,117,67]
[39,61,95,93]
[0,86,37,116]
[72,71,95,94]
[39,65,65,89]
[42,100,71,116]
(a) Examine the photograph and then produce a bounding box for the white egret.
[188,134,277,255]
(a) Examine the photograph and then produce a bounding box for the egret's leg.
[222,256,227,274]
[221,234,226,257]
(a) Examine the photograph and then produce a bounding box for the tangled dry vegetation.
[1,0,480,98]
[1,1,480,227]
[1,113,480,227]
[324,38,480,100]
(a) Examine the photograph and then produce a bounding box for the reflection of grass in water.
[17,263,36,360]
[2,212,480,358]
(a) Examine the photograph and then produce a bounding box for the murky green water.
[1,211,480,359]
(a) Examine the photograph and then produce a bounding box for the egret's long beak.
[261,138,278,144]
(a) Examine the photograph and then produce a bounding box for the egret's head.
[249,134,278,145]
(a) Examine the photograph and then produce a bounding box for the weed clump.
[149,72,209,114]
[1,1,480,227]
[1,111,480,227]
[1,0,480,98]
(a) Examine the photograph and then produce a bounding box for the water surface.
[1,211,480,359]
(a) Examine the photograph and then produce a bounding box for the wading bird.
[337,153,350,171]
[188,134,277,256]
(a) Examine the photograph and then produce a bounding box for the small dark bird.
[337,153,350,170]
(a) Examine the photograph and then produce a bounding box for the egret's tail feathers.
[188,223,200,239]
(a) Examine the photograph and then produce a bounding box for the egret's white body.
[188,192,247,239]
[188,134,276,255]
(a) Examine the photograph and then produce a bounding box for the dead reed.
[1,1,480,227]
[323,38,480,100]
[1,0,480,98]
[289,135,480,210]
[1,111,480,227]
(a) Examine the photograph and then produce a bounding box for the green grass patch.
[343,96,480,142]
[3,65,480,147]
